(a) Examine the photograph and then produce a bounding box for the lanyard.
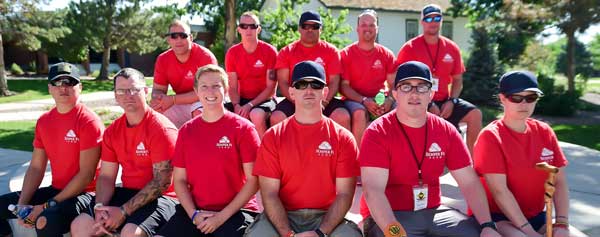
[423,37,440,73]
[398,118,428,184]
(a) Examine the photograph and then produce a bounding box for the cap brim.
[50,75,80,82]
[423,12,442,17]
[504,87,544,96]
[302,20,322,24]
[292,77,326,85]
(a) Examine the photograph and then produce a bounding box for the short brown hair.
[194,64,228,90]
[168,19,191,34]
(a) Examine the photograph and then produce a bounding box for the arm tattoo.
[123,160,173,214]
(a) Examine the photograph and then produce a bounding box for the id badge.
[413,184,428,211]
[431,77,439,91]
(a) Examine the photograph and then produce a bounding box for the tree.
[556,39,594,78]
[462,27,503,106]
[590,34,600,74]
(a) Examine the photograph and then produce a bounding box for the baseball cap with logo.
[48,62,81,82]
[499,71,544,95]
[394,61,432,87]
[422,4,442,18]
[291,61,326,86]
[299,11,322,25]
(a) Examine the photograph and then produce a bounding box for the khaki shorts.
[244,209,362,237]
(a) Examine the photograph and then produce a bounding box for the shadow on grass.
[552,124,600,151]
[1,79,116,103]
[0,128,34,152]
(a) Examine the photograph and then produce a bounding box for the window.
[442,21,453,40]
[406,19,418,42]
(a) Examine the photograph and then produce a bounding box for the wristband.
[119,206,129,219]
[361,97,368,105]
[247,102,254,107]
[315,228,327,237]
[285,230,295,237]
[480,221,497,231]
[191,209,200,225]
[93,203,104,210]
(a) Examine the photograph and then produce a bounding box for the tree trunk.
[224,0,237,51]
[117,47,126,68]
[566,30,576,93]
[0,32,13,96]
[82,51,91,76]
[98,37,111,80]
[36,50,49,75]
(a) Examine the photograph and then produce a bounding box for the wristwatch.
[45,198,58,209]
[449,97,459,104]
[480,221,497,231]
[315,228,328,237]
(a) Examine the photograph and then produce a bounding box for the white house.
[261,0,472,54]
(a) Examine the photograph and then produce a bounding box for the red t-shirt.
[253,116,359,211]
[396,35,465,101]
[275,40,341,84]
[473,119,568,218]
[359,112,471,217]
[33,103,104,191]
[101,108,177,196]
[340,42,396,97]
[154,43,218,94]
[225,41,277,99]
[172,111,260,211]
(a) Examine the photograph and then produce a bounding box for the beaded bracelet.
[191,209,200,225]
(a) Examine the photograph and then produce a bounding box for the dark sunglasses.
[301,23,321,30]
[238,24,259,30]
[165,32,189,39]
[293,81,325,90]
[506,94,539,103]
[50,78,79,87]
[396,83,431,93]
[423,15,442,23]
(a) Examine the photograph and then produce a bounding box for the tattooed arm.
[122,160,173,215]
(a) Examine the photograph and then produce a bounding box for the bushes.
[535,72,583,116]
[9,63,24,75]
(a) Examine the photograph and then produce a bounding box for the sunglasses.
[115,87,145,96]
[396,83,431,93]
[423,15,442,23]
[50,78,79,87]
[165,32,189,39]
[238,24,259,30]
[293,81,325,90]
[506,94,539,103]
[300,23,321,30]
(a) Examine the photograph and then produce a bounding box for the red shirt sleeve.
[326,46,342,76]
[224,47,236,73]
[100,127,117,163]
[547,125,568,168]
[78,117,104,151]
[33,119,44,149]
[395,43,413,68]
[275,47,290,70]
[449,41,465,76]
[384,47,397,74]
[253,130,281,179]
[153,55,168,86]
[171,127,187,168]
[148,125,178,164]
[239,123,261,163]
[359,125,390,169]
[445,126,472,170]
[336,130,360,177]
[265,44,278,70]
[473,129,507,174]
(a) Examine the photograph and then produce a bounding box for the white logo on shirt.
[316,141,334,156]
[442,54,453,63]
[540,148,554,161]
[254,60,264,68]
[372,59,383,69]
[185,70,194,80]
[217,136,232,149]
[426,143,445,159]
[64,129,79,143]
[136,142,149,156]
[314,57,325,65]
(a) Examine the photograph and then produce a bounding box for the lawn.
[551,124,600,151]
[588,77,600,94]
[0,121,36,151]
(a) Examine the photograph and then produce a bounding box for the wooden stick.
[536,162,559,237]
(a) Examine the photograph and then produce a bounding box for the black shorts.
[491,211,546,232]
[274,98,346,117]
[432,98,477,129]
[156,204,257,237]
[85,187,178,236]
[225,97,277,113]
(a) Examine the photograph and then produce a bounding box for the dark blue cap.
[422,4,442,17]
[499,71,544,95]
[291,61,326,86]
[48,62,80,82]
[394,61,432,87]
[299,11,322,25]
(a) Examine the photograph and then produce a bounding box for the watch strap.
[480,221,497,231]
[315,228,327,237]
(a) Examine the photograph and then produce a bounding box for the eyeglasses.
[300,23,321,30]
[165,32,189,39]
[293,81,325,90]
[506,94,539,103]
[423,15,442,23]
[115,87,145,96]
[50,78,79,87]
[238,24,259,30]
[396,83,431,93]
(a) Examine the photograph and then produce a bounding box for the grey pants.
[363,205,481,237]
[244,209,362,237]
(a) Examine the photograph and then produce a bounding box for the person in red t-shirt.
[474,71,572,237]
[0,63,103,237]
[396,4,482,155]
[225,12,278,138]
[360,61,500,237]
[270,11,350,130]
[246,61,361,237]
[340,9,396,144]
[151,20,218,128]
[155,64,260,237]
[71,68,177,237]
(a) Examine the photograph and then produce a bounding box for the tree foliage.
[556,39,594,78]
[590,34,600,74]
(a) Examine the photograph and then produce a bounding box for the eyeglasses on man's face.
[396,83,431,93]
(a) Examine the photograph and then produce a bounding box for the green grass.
[587,77,600,94]
[0,121,36,152]
[552,124,600,151]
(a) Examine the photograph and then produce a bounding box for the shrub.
[535,72,583,116]
[9,63,24,75]
[91,70,100,78]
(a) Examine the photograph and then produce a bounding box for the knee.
[330,109,351,124]
[269,111,286,125]
[120,223,147,237]
[352,110,367,124]
[249,109,266,124]
[466,108,482,123]
[70,214,93,235]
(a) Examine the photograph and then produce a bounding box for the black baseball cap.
[394,61,432,87]
[48,62,80,82]
[299,11,322,25]
[422,4,442,18]
[499,71,544,95]
[291,61,326,86]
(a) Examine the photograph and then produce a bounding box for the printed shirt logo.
[136,142,149,156]
[64,129,79,143]
[372,59,383,69]
[540,147,554,162]
[425,142,445,159]
[185,70,194,80]
[216,136,232,149]
[442,54,454,63]
[314,57,325,65]
[254,60,264,68]
[316,141,334,156]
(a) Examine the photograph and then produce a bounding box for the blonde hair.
[194,64,229,90]
[168,19,191,34]
[240,11,260,25]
